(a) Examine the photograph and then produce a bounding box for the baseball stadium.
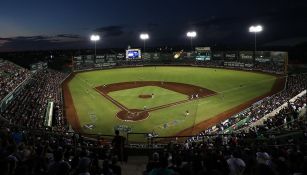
[1,1,307,173]
[1,47,306,174]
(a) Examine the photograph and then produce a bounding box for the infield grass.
[109,86,188,109]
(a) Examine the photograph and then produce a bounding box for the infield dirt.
[95,81,217,121]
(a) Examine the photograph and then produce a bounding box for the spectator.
[112,130,125,162]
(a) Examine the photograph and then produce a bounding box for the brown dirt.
[116,109,149,121]
[175,76,286,136]
[139,95,152,99]
[98,81,216,98]
[62,73,83,133]
[95,81,217,121]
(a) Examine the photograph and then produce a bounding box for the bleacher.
[0,60,31,100]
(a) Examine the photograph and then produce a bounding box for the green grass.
[108,86,188,109]
[67,66,277,140]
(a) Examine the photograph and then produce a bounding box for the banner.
[270,51,287,62]
[239,51,253,60]
[212,52,224,60]
[195,47,211,51]
[225,52,238,60]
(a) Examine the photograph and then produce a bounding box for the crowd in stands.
[0,115,306,175]
[199,73,307,136]
[0,127,124,175]
[0,69,68,131]
[251,95,306,133]
[0,60,31,100]
[145,131,307,175]
[254,62,284,74]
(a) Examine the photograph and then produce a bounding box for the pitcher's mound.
[139,94,152,99]
[116,109,149,121]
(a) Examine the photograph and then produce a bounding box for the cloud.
[56,34,81,39]
[94,25,124,37]
[0,34,85,51]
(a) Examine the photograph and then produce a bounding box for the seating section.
[196,74,307,136]
[0,60,31,100]
[1,69,68,131]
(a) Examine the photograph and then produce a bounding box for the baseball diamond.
[95,81,217,121]
[62,66,284,141]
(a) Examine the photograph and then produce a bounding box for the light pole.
[90,34,100,58]
[186,31,197,51]
[140,33,149,52]
[249,25,263,60]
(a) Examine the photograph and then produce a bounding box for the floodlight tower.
[140,33,149,52]
[186,31,197,51]
[90,34,100,58]
[249,25,263,60]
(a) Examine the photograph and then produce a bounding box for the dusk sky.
[1,0,307,51]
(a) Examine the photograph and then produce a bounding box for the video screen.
[126,49,141,59]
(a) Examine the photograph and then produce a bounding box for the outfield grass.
[67,66,276,140]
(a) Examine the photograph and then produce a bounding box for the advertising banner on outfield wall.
[270,51,287,62]
[116,53,125,60]
[74,56,82,61]
[106,54,116,60]
[195,47,211,51]
[255,51,271,62]
[212,52,224,60]
[143,53,151,60]
[239,51,253,60]
[225,52,238,60]
[95,55,105,63]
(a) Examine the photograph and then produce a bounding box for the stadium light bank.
[90,34,100,58]
[140,33,149,52]
[186,31,197,51]
[249,25,263,60]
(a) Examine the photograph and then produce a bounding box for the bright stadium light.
[186,31,197,38]
[90,34,100,58]
[249,25,263,60]
[140,33,149,52]
[186,31,197,51]
[249,25,263,33]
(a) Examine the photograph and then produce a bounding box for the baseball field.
[63,66,283,141]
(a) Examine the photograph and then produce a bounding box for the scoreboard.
[195,47,211,61]
[126,49,141,59]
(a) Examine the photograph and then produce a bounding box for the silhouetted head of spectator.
[78,158,91,173]
[160,158,168,168]
[54,149,64,161]
[115,130,119,136]
[153,152,159,162]
[111,155,118,164]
